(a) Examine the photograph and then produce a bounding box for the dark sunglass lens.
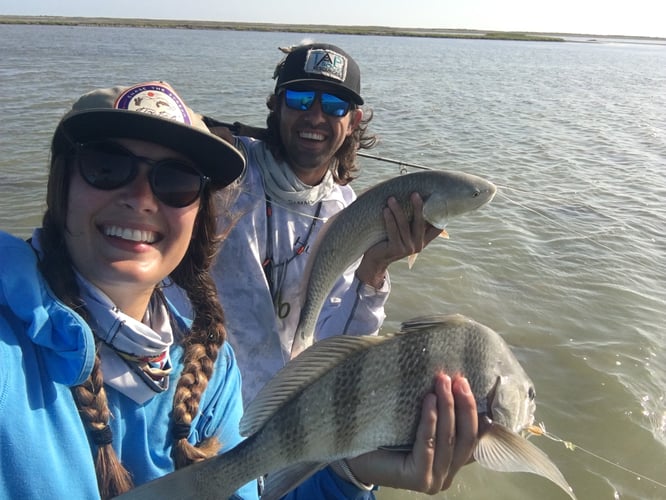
[284,90,316,111]
[151,161,204,208]
[320,93,351,117]
[78,142,135,190]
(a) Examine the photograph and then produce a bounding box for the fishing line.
[528,423,666,490]
[358,153,641,251]
[493,187,619,253]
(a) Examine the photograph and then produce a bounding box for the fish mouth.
[484,183,497,203]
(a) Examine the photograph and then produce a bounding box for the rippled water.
[1,24,665,500]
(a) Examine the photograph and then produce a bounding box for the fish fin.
[407,253,419,269]
[400,313,471,334]
[241,334,388,436]
[474,423,576,499]
[439,229,449,239]
[378,444,413,452]
[260,462,327,500]
[422,190,450,229]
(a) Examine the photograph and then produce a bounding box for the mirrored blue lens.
[284,90,317,111]
[284,89,351,117]
[320,93,351,117]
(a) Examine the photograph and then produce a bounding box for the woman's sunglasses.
[283,89,352,117]
[75,141,209,208]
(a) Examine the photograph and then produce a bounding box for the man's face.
[278,85,362,183]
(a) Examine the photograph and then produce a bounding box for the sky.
[1,0,665,38]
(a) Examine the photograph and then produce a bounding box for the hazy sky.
[1,0,665,38]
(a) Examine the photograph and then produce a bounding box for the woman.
[0,81,476,500]
[0,81,259,499]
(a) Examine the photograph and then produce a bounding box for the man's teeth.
[300,131,325,141]
[105,226,156,243]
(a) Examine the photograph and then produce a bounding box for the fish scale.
[119,314,575,500]
[333,349,365,451]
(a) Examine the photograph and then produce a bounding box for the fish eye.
[472,190,480,198]
[528,387,536,401]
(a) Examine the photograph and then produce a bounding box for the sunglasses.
[283,89,352,117]
[75,141,209,208]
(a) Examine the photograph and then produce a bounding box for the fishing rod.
[357,151,433,171]
[201,116,435,173]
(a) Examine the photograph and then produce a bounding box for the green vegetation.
[0,15,566,42]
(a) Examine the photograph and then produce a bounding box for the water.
[1,24,665,499]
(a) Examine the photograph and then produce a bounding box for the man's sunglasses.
[75,141,209,208]
[283,89,352,117]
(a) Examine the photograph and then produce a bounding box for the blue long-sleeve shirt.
[0,230,374,499]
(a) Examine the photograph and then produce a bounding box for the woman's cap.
[273,43,364,105]
[52,81,245,186]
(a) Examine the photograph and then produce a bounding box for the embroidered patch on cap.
[114,83,192,125]
[303,48,348,83]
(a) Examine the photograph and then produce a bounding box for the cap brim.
[277,79,364,105]
[53,109,245,186]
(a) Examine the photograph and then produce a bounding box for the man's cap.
[273,43,363,105]
[52,81,245,186]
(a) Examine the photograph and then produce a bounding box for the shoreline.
[0,15,637,43]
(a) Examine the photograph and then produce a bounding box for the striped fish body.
[291,170,496,357]
[119,315,575,500]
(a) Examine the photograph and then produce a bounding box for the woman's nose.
[120,167,159,211]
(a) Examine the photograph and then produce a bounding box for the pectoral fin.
[474,423,576,499]
[407,253,419,269]
[406,228,448,269]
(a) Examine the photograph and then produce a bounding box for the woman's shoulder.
[0,229,34,255]
[0,229,96,387]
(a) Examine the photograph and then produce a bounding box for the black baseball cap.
[273,43,363,105]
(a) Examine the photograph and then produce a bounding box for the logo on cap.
[303,48,347,83]
[115,83,191,125]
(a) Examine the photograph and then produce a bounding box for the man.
[205,42,443,403]
[167,42,477,496]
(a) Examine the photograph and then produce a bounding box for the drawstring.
[262,196,322,306]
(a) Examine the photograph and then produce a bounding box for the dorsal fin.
[400,313,469,333]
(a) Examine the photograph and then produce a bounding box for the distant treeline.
[0,15,569,42]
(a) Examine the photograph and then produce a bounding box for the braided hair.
[39,150,227,498]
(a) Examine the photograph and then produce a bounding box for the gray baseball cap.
[52,81,245,186]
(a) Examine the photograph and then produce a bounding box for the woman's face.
[65,138,200,309]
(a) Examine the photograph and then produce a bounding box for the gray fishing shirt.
[166,137,389,405]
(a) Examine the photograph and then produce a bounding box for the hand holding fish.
[354,193,443,289]
[341,373,478,493]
